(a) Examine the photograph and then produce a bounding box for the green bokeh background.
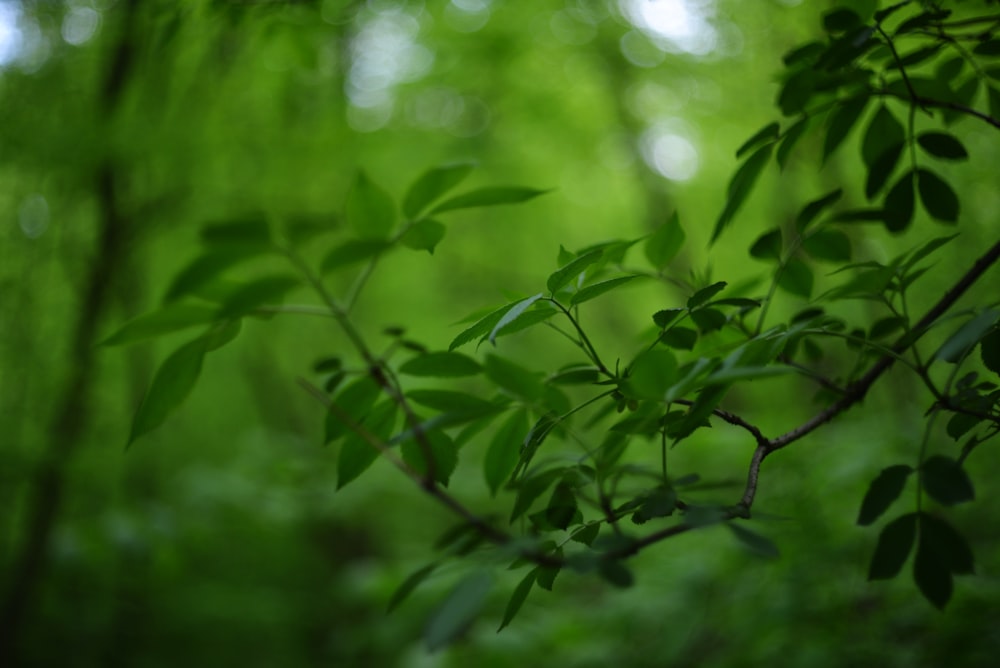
[2,1,999,666]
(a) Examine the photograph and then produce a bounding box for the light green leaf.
[403,164,475,219]
[424,571,493,651]
[644,212,686,269]
[347,171,395,240]
[128,336,207,446]
[102,303,218,346]
[570,276,639,306]
[489,293,545,344]
[547,250,603,294]
[485,409,529,496]
[400,219,446,254]
[431,187,548,215]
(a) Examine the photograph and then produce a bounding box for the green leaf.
[903,234,958,272]
[547,250,603,294]
[672,384,728,439]
[164,247,273,302]
[713,144,772,242]
[337,400,397,489]
[201,217,272,248]
[400,219,447,254]
[400,352,482,378]
[102,303,218,346]
[548,366,600,385]
[917,132,968,161]
[795,189,843,232]
[735,122,780,158]
[973,39,1000,57]
[916,169,960,223]
[659,326,698,351]
[431,187,548,215]
[388,563,438,613]
[865,143,904,199]
[424,571,493,651]
[624,349,679,400]
[883,171,915,233]
[545,482,578,530]
[402,430,458,486]
[653,308,684,329]
[489,293,545,345]
[511,466,564,521]
[644,212,686,269]
[688,281,727,309]
[484,409,529,495]
[215,275,301,318]
[727,523,780,559]
[824,96,869,162]
[498,569,536,632]
[320,239,392,273]
[921,455,975,506]
[803,229,852,263]
[449,303,517,351]
[597,560,634,588]
[919,513,974,575]
[325,375,382,444]
[750,228,782,261]
[407,389,498,414]
[690,308,726,333]
[570,276,639,306]
[403,164,475,219]
[857,465,913,526]
[861,105,905,168]
[776,117,809,168]
[981,327,1000,375]
[128,336,207,446]
[822,7,861,32]
[346,171,395,240]
[934,310,999,363]
[868,513,917,580]
[484,354,544,402]
[777,258,814,299]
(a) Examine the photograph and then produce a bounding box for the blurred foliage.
[2,0,1000,666]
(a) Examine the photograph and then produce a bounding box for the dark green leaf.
[548,366,600,385]
[570,276,639,306]
[325,375,382,444]
[824,97,869,162]
[894,44,943,68]
[865,143,904,199]
[989,86,1000,120]
[749,229,782,261]
[914,529,952,610]
[400,352,482,378]
[346,171,395,240]
[830,208,885,224]
[803,229,852,262]
[644,212,686,269]
[164,247,272,302]
[400,219,446,254]
[727,523,780,559]
[320,239,392,273]
[403,163,475,219]
[597,560,634,588]
[883,171,915,233]
[653,308,684,329]
[485,409,529,495]
[917,132,968,161]
[624,349,679,400]
[796,189,843,232]
[498,569,536,632]
[489,293,545,345]
[407,389,498,414]
[869,316,906,340]
[547,250,603,294]
[402,430,458,486]
[934,310,999,363]
[431,187,548,215]
[690,308,727,333]
[981,327,1000,375]
[102,303,218,346]
[545,483,578,530]
[777,257,814,299]
[128,337,207,446]
[712,144,773,241]
[659,326,698,351]
[688,281,727,309]
[215,275,301,318]
[922,455,975,506]
[868,512,917,580]
[672,384,728,439]
[973,39,1000,57]
[862,105,905,167]
[857,464,913,526]
[920,513,974,575]
[424,571,493,651]
[776,117,809,168]
[484,354,544,402]
[201,217,272,247]
[823,7,861,32]
[916,169,960,223]
[735,122,780,158]
[536,561,560,591]
[449,303,517,351]
[571,523,601,546]
[510,466,564,521]
[388,563,438,613]
[903,234,958,272]
[336,400,397,489]
[946,412,980,441]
